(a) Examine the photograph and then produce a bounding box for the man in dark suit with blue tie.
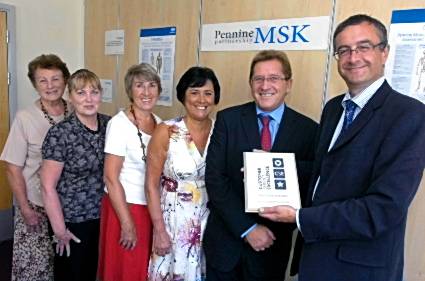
[204,50,318,281]
[260,15,425,281]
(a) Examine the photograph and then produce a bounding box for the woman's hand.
[53,229,81,257]
[21,207,43,233]
[167,124,179,137]
[5,163,43,233]
[153,229,171,256]
[119,221,137,250]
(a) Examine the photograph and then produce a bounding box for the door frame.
[0,3,16,242]
[0,3,16,120]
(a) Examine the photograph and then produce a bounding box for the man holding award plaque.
[204,50,318,281]
[259,15,425,281]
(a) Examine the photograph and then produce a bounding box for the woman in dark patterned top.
[40,69,110,281]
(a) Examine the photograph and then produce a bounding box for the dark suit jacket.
[297,81,425,281]
[204,101,318,278]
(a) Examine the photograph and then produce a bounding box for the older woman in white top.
[97,63,161,281]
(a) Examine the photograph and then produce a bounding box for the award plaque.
[243,152,301,212]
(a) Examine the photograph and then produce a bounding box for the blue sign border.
[391,9,425,24]
[140,26,176,37]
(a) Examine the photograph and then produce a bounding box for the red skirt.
[97,195,152,281]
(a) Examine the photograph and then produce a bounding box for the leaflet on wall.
[105,29,125,55]
[139,27,176,106]
[243,152,301,213]
[201,16,330,51]
[385,9,425,104]
[100,79,113,103]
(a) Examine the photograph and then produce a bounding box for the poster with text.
[386,9,425,103]
[139,27,176,106]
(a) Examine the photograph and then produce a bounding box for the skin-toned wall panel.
[85,0,119,115]
[199,0,334,121]
[117,0,200,120]
[406,114,425,280]
[330,2,425,280]
[405,176,425,281]
[85,0,200,120]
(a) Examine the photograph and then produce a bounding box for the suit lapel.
[272,107,295,151]
[241,102,261,149]
[319,99,343,154]
[305,100,342,206]
[331,81,390,151]
[307,82,391,205]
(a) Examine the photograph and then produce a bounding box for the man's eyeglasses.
[251,75,288,84]
[333,41,386,60]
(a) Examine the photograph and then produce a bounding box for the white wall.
[1,0,84,110]
[0,0,84,241]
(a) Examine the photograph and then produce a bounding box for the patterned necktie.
[260,115,272,151]
[340,100,357,136]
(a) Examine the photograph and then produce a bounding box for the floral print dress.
[148,117,213,281]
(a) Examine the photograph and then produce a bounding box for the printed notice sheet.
[105,30,125,55]
[385,9,425,103]
[243,152,301,213]
[100,79,113,103]
[139,27,176,106]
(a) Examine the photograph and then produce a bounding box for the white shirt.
[104,110,161,205]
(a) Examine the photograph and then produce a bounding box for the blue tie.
[340,100,357,136]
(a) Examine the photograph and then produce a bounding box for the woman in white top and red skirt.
[97,63,162,281]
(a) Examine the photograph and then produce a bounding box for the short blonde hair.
[67,69,102,93]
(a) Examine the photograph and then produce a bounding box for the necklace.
[130,105,156,162]
[40,99,68,126]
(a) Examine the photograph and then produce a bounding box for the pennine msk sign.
[201,16,330,51]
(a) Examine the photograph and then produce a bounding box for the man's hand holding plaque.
[258,205,297,223]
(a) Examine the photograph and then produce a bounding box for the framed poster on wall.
[139,26,176,107]
[385,9,425,104]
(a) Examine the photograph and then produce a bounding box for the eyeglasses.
[251,75,288,84]
[333,41,386,60]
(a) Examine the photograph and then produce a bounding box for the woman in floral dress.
[146,66,221,281]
